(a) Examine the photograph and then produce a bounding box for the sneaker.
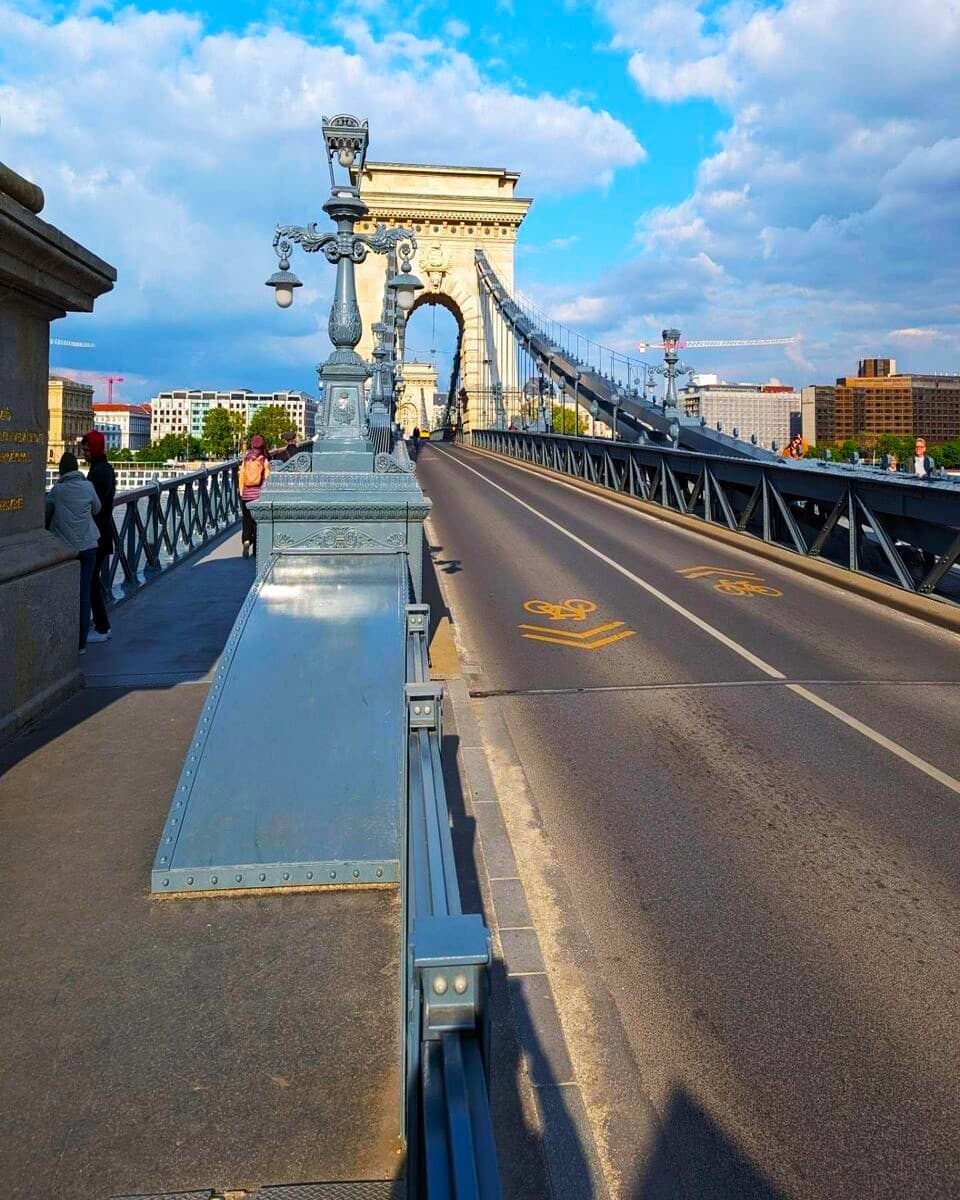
[242,541,251,558]
[87,629,111,643]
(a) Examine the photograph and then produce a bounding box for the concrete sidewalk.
[0,533,406,1198]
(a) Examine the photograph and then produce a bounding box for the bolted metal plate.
[257,1185,404,1199]
[152,553,408,894]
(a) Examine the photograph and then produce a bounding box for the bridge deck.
[0,532,403,1199]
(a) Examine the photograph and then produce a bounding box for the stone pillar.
[0,163,116,743]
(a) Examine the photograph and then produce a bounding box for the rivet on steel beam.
[376,868,383,878]
[259,873,266,882]
[187,877,194,885]
[453,974,468,995]
[353,869,360,878]
[425,705,432,714]
[211,876,218,884]
[160,855,168,863]
[283,872,290,880]
[306,872,314,880]
[330,871,337,879]
[414,705,422,715]
[235,874,243,882]
[433,975,448,995]
[162,879,169,887]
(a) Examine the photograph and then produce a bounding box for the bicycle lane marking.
[435,447,960,800]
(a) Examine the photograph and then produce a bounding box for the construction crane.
[100,375,125,404]
[637,335,798,351]
[50,338,95,349]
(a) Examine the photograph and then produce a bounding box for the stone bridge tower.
[354,163,532,423]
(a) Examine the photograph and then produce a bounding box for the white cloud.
[0,3,644,399]
[570,0,960,383]
[444,17,469,39]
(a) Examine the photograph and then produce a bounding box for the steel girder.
[472,430,960,603]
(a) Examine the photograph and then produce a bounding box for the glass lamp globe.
[275,284,294,309]
[338,145,356,168]
[396,285,416,312]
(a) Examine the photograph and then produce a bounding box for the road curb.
[462,442,960,636]
[422,519,611,1197]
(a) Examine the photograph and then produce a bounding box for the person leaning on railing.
[239,435,271,558]
[45,452,101,655]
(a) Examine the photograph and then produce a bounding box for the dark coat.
[86,455,116,553]
[905,454,934,478]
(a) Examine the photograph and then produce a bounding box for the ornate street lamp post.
[651,328,694,409]
[265,114,422,439]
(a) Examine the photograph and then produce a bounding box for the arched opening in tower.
[401,293,464,432]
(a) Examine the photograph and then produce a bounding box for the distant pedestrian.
[781,433,807,459]
[906,437,934,479]
[239,435,270,558]
[887,453,899,473]
[80,430,116,643]
[45,451,101,654]
[411,426,421,460]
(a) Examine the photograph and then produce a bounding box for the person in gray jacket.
[45,451,101,654]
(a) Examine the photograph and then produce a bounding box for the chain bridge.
[2,128,960,1200]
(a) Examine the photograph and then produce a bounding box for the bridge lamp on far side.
[388,256,424,313]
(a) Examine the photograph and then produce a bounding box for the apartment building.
[803,359,960,446]
[150,389,317,442]
[679,375,800,449]
[93,403,152,451]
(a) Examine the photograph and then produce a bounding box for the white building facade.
[93,403,152,451]
[149,389,318,442]
[679,376,800,450]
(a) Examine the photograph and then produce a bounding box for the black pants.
[91,546,111,634]
[241,501,256,548]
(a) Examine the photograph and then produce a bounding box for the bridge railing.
[405,604,499,1198]
[101,460,240,603]
[472,429,960,605]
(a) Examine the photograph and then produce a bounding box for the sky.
[2,0,959,406]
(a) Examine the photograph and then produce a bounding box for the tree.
[549,404,588,435]
[202,406,234,460]
[136,433,203,463]
[108,447,134,462]
[228,411,246,455]
[247,404,291,450]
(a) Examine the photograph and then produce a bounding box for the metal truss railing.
[405,605,499,1199]
[472,429,960,604]
[102,460,241,603]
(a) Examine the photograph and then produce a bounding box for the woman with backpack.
[239,435,270,558]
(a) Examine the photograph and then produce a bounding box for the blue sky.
[3,0,959,406]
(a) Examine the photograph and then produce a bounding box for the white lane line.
[436,447,960,799]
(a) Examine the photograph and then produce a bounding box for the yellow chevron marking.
[517,619,625,640]
[678,566,764,580]
[521,629,637,651]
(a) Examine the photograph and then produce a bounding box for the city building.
[679,375,800,449]
[93,403,152,451]
[149,389,317,442]
[802,359,960,446]
[47,376,94,463]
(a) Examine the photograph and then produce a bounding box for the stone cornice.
[359,194,531,229]
[0,191,116,315]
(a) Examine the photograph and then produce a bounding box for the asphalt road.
[418,443,960,1200]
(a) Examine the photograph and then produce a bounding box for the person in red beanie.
[80,429,116,643]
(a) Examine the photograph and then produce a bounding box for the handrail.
[473,429,960,603]
[100,459,241,605]
[405,605,499,1198]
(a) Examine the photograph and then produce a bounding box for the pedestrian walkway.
[0,529,403,1199]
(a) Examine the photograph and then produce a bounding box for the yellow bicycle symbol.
[523,598,598,621]
[713,579,783,597]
